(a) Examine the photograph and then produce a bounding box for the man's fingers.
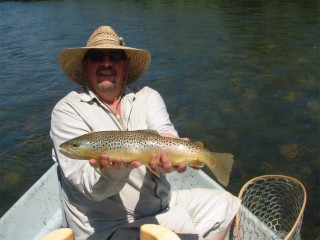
[89,158,97,167]
[148,151,188,174]
[113,157,124,169]
[130,160,142,168]
[91,154,142,170]
[148,153,159,173]
[175,163,187,173]
[99,154,113,169]
[180,137,190,141]
[159,151,174,173]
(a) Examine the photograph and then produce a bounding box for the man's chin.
[97,84,106,91]
[96,82,115,91]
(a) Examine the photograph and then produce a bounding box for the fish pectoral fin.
[146,165,161,178]
[193,141,205,148]
[96,162,108,178]
[94,157,107,177]
[97,162,103,173]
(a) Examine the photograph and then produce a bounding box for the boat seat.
[140,224,181,240]
[40,228,74,240]
[39,224,181,240]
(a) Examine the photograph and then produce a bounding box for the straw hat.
[59,26,151,85]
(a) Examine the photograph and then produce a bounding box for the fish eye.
[72,143,80,148]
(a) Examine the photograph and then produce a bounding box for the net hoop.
[236,175,307,240]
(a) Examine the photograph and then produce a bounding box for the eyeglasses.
[84,50,127,62]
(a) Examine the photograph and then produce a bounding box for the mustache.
[96,65,116,73]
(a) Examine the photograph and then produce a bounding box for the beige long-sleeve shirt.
[50,86,178,239]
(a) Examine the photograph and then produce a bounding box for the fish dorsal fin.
[194,141,205,148]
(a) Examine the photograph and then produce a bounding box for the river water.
[0,0,319,238]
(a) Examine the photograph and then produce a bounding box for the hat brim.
[59,45,151,85]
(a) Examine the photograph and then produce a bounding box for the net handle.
[236,175,307,240]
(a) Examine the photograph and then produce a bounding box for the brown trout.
[59,130,234,186]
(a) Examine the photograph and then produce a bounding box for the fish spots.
[60,130,234,186]
[61,130,212,161]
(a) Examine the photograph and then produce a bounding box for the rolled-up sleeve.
[145,88,178,137]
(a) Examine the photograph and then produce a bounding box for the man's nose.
[101,53,112,65]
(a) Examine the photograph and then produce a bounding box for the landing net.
[231,175,306,240]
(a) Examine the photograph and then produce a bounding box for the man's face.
[83,49,129,98]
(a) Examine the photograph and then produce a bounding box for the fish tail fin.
[206,153,234,186]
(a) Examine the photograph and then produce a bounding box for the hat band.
[88,39,121,47]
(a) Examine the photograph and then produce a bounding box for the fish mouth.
[59,148,79,159]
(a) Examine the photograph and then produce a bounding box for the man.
[51,26,240,240]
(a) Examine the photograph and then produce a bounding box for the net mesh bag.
[230,175,306,240]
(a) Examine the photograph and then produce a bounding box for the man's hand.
[148,150,187,174]
[89,154,142,171]
[147,133,190,174]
